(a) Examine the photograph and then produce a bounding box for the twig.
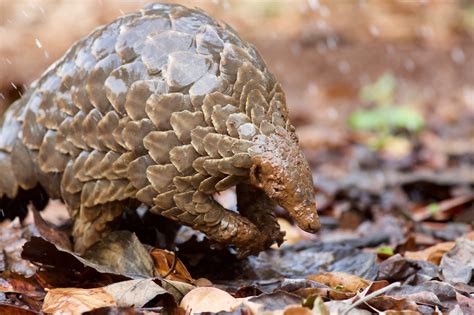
[342,282,401,315]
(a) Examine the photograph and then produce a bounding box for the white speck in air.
[119,9,124,15]
[369,25,380,37]
[404,59,415,71]
[338,60,351,74]
[326,36,338,50]
[451,47,465,64]
[11,82,18,90]
[35,38,43,49]
[0,93,5,100]
[308,0,320,11]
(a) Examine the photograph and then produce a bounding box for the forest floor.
[1,1,473,314]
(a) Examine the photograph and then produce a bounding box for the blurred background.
[0,0,473,235]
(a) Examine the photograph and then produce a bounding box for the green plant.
[349,73,424,153]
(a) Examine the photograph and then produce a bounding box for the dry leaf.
[180,287,243,313]
[43,287,116,314]
[31,207,72,250]
[308,272,370,293]
[404,242,455,265]
[323,301,371,315]
[159,279,195,302]
[42,279,169,314]
[150,248,194,283]
[283,305,313,315]
[23,231,156,280]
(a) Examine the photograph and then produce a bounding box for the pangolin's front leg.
[237,184,285,249]
[152,190,270,257]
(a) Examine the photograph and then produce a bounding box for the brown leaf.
[365,295,418,312]
[42,287,116,314]
[179,287,243,313]
[150,249,193,283]
[0,303,38,314]
[104,279,168,307]
[0,272,44,298]
[283,305,313,315]
[158,279,195,303]
[22,231,155,280]
[404,242,455,265]
[43,279,170,314]
[81,231,155,279]
[31,207,71,250]
[308,272,370,293]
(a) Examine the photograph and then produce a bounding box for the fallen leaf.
[159,279,195,303]
[42,287,116,314]
[43,279,169,314]
[377,254,437,284]
[0,272,44,298]
[31,207,72,250]
[308,272,370,293]
[104,279,168,307]
[283,305,312,315]
[81,231,156,279]
[455,292,474,314]
[387,281,459,312]
[440,237,474,284]
[22,231,155,280]
[248,291,303,311]
[324,300,371,315]
[365,295,418,312]
[0,303,37,314]
[243,242,378,280]
[150,249,193,283]
[279,278,355,301]
[404,242,455,265]
[179,287,242,313]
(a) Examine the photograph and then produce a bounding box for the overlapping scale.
[146,93,192,130]
[124,79,168,120]
[170,110,205,143]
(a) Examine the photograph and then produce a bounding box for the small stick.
[343,282,401,315]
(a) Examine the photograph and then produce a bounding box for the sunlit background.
[1,0,473,229]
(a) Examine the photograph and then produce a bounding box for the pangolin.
[0,3,319,257]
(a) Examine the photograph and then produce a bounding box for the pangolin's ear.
[249,164,264,189]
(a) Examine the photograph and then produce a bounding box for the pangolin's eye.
[251,165,264,188]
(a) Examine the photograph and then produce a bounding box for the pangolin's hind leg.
[72,201,124,253]
[236,184,285,248]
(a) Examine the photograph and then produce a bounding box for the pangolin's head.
[248,126,320,233]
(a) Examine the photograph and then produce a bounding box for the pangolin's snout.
[295,206,320,233]
[283,198,320,233]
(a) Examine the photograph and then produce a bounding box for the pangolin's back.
[0,3,288,219]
